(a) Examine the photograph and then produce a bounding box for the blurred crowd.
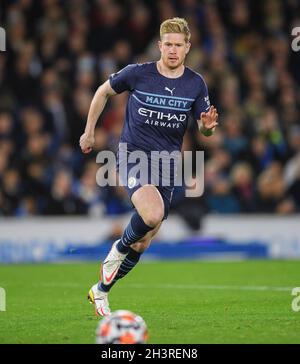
[0,0,300,228]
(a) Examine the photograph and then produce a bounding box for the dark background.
[0,0,300,229]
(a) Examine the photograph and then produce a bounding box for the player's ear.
[158,40,162,52]
[185,41,191,54]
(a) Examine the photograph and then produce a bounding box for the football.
[96,310,148,344]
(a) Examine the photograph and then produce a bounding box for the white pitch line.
[126,283,294,292]
[29,283,296,292]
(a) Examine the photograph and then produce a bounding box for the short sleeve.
[109,64,137,94]
[192,77,211,120]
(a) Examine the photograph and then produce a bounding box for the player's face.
[159,33,190,70]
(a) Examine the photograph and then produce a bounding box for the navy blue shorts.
[117,148,174,220]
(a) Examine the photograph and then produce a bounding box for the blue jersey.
[109,62,210,154]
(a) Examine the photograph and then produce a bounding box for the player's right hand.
[79,132,95,153]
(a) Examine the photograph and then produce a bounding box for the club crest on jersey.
[164,87,175,96]
[128,177,137,189]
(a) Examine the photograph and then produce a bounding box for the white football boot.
[88,283,111,317]
[101,239,127,285]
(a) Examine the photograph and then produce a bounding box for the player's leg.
[88,222,161,317]
[130,221,161,253]
[88,185,164,316]
[100,185,163,287]
[116,185,164,253]
[99,222,161,293]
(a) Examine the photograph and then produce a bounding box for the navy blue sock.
[98,248,141,292]
[116,211,153,254]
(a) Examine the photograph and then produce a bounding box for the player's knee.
[142,209,164,228]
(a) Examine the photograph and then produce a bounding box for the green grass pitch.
[0,260,300,343]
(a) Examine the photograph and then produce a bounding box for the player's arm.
[197,106,219,137]
[79,80,116,153]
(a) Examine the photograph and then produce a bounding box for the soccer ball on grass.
[96,310,148,344]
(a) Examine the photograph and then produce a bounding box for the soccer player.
[80,17,218,316]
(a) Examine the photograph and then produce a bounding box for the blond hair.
[160,17,191,43]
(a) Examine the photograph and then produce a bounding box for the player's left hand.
[200,106,219,130]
